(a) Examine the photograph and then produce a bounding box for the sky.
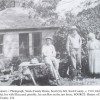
[56,0,86,15]
[56,0,99,17]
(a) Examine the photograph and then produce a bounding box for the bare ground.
[0,77,100,86]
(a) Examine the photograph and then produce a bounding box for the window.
[32,32,42,56]
[0,35,3,54]
[19,33,29,57]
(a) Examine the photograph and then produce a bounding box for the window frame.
[0,34,4,55]
[32,32,42,57]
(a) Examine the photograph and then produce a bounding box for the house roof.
[0,7,58,30]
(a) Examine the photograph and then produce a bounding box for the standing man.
[42,36,61,85]
[66,26,82,79]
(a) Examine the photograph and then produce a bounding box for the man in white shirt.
[42,36,60,85]
[66,26,82,79]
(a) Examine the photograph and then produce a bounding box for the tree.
[30,0,61,25]
[0,0,6,10]
[77,4,100,36]
[65,11,76,27]
[0,0,15,10]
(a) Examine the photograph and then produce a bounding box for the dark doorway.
[32,32,42,56]
[19,33,29,58]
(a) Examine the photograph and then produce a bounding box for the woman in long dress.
[87,33,100,77]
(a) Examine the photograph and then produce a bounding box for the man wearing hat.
[42,36,60,85]
[66,26,82,79]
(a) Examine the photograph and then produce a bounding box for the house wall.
[3,33,19,59]
[0,28,58,58]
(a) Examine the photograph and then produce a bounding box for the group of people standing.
[42,26,100,85]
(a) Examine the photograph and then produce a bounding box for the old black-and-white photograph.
[0,0,100,86]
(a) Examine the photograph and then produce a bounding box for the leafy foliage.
[32,0,61,25]
[77,4,100,36]
[0,0,15,10]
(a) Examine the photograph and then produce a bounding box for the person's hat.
[45,36,53,40]
[72,26,77,30]
[88,32,95,39]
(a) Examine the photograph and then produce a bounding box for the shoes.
[48,80,58,86]
[56,79,61,85]
[48,79,61,86]
[69,75,83,81]
[77,74,83,80]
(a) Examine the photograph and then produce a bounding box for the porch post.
[29,33,33,56]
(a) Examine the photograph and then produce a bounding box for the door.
[32,32,42,56]
[19,33,29,57]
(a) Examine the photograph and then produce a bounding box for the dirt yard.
[0,77,100,86]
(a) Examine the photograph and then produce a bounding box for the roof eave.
[0,26,59,32]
